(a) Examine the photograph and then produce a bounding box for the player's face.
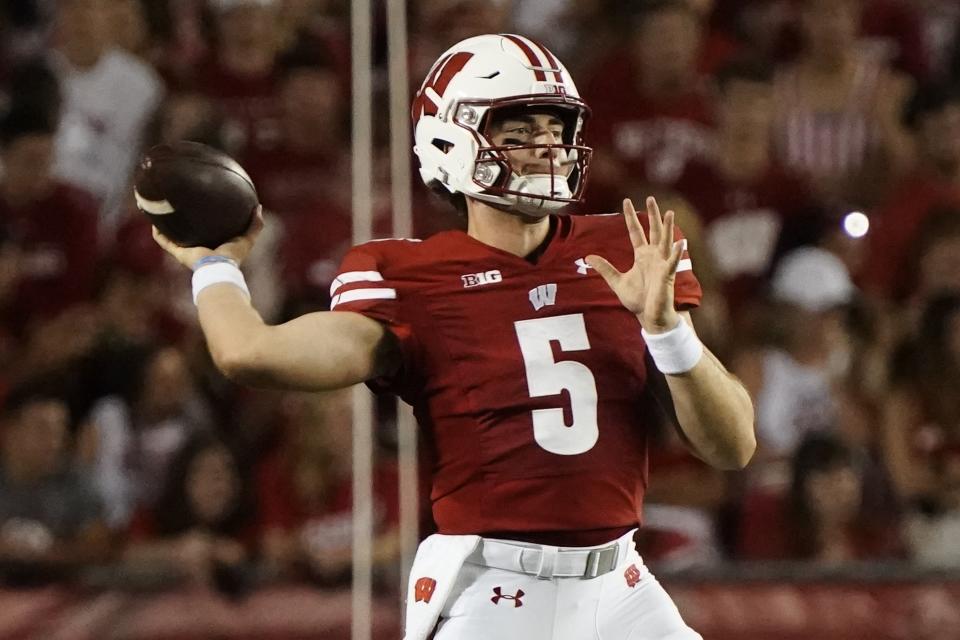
[486,112,573,178]
[718,78,774,139]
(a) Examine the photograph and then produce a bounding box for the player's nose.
[533,132,562,163]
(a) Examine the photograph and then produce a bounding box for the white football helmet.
[412,34,592,216]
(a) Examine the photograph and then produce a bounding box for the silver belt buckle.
[583,544,618,578]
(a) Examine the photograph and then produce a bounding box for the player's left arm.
[655,310,756,469]
[588,197,756,470]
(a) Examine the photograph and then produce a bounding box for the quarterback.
[155,34,755,640]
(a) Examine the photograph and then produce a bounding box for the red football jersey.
[331,213,702,544]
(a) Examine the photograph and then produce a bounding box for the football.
[134,141,259,249]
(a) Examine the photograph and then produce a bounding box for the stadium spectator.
[242,41,348,219]
[910,209,960,304]
[411,0,512,80]
[905,443,960,567]
[198,0,285,156]
[733,247,857,491]
[152,89,227,150]
[123,434,254,592]
[0,106,99,337]
[256,390,399,586]
[88,346,215,529]
[880,295,960,508]
[104,0,152,59]
[584,0,715,211]
[918,1,960,82]
[274,0,350,90]
[674,58,820,317]
[859,0,930,80]
[738,432,901,563]
[865,82,960,301]
[49,0,164,235]
[0,386,110,584]
[772,0,913,209]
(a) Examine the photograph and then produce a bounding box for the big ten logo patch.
[414,577,437,603]
[624,564,642,588]
[461,270,503,288]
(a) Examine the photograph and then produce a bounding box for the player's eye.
[505,126,531,136]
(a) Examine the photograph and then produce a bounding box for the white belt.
[466,533,632,580]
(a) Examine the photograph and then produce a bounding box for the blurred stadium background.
[1,0,960,638]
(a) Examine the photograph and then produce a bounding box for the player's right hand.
[152,205,264,269]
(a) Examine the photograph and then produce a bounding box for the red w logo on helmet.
[411,51,474,123]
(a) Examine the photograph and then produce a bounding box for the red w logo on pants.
[624,564,642,588]
[414,577,437,603]
[491,587,525,607]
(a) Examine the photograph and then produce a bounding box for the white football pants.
[404,530,702,640]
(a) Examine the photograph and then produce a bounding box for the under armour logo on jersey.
[414,577,437,603]
[462,270,503,288]
[575,258,593,275]
[624,564,642,588]
[529,283,557,310]
[491,586,524,607]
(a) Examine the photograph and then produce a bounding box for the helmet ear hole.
[432,138,454,153]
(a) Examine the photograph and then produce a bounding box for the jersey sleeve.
[330,244,420,396]
[673,226,702,310]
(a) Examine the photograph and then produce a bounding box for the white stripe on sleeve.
[330,287,397,309]
[330,271,384,296]
[676,258,693,273]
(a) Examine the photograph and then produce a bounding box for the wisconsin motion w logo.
[528,283,557,311]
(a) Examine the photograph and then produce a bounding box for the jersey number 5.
[514,314,599,455]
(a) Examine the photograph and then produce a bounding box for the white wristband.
[191,262,250,305]
[641,318,703,375]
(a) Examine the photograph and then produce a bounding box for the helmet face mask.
[460,98,593,215]
[412,35,593,217]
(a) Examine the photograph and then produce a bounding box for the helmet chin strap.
[505,173,572,216]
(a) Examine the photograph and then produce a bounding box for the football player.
[154,34,755,640]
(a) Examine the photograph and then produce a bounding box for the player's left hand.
[586,197,683,334]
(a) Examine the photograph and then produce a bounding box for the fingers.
[585,254,621,287]
[622,199,647,247]
[246,205,265,239]
[151,226,178,252]
[646,196,662,246]
[666,239,684,275]
[662,208,675,256]
[645,197,676,257]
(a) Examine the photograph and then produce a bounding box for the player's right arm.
[152,213,400,391]
[196,286,398,389]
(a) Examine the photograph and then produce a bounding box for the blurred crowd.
[0,0,959,597]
